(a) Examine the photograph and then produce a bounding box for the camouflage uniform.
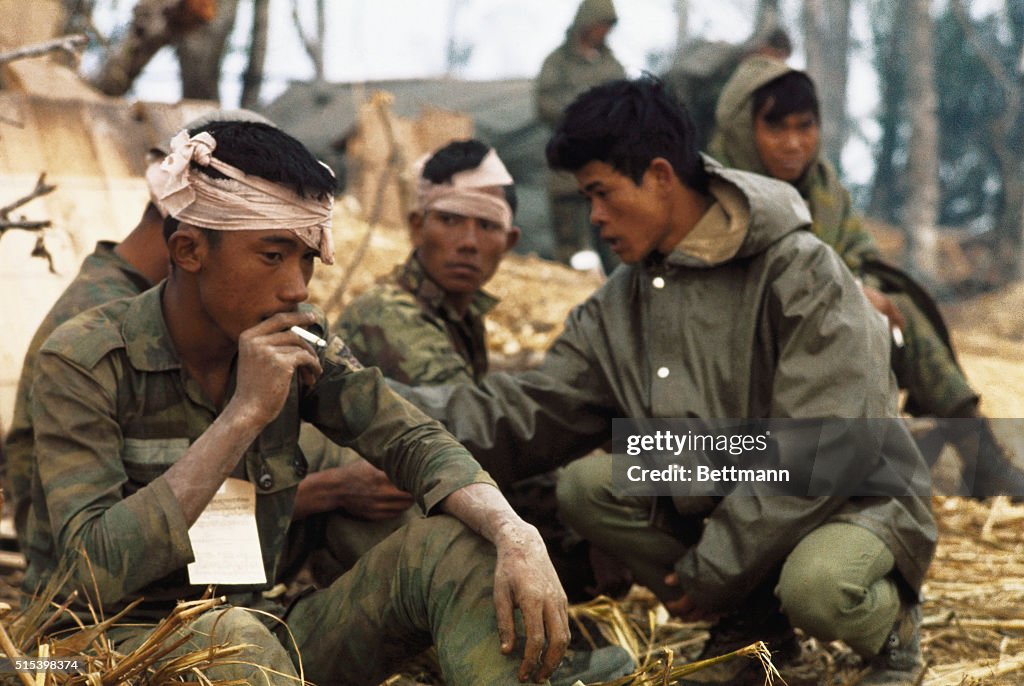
[337,255,494,386]
[536,0,625,268]
[25,284,532,685]
[337,256,599,600]
[3,242,151,553]
[709,56,977,418]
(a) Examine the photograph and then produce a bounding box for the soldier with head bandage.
[25,119,577,685]
[149,128,335,264]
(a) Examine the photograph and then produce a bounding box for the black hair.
[545,75,709,192]
[187,120,337,200]
[421,138,518,216]
[752,71,819,124]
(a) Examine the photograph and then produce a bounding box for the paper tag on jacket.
[187,477,267,585]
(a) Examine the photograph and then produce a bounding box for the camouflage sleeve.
[833,202,881,276]
[337,290,475,387]
[390,297,618,488]
[301,343,495,514]
[31,351,193,604]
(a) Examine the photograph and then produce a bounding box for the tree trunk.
[674,0,688,52]
[867,0,907,223]
[802,0,852,170]
[904,0,940,277]
[90,0,214,96]
[755,0,780,31]
[176,0,239,101]
[293,0,325,82]
[239,0,269,108]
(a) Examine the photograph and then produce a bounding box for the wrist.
[217,401,268,443]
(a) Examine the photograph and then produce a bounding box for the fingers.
[518,598,548,683]
[246,310,317,337]
[664,572,680,587]
[493,582,516,657]
[532,599,570,683]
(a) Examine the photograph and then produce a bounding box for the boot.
[858,602,923,685]
[945,411,1024,498]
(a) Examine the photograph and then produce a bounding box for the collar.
[95,240,154,293]
[396,254,498,321]
[663,177,750,269]
[122,282,182,372]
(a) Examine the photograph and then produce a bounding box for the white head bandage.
[149,130,335,265]
[414,148,514,229]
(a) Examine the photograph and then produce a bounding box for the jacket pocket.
[122,437,189,488]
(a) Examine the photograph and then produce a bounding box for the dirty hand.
[303,459,414,520]
[493,522,570,683]
[234,311,323,426]
[861,284,906,332]
[663,573,718,622]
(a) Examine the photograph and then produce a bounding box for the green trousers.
[890,292,977,418]
[286,424,418,586]
[557,454,900,657]
[115,516,533,685]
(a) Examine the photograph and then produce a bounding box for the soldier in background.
[709,57,1024,498]
[661,25,792,152]
[536,0,625,273]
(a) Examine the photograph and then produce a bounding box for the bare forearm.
[440,482,530,545]
[163,402,265,524]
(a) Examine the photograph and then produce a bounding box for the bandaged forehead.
[414,148,514,229]
[148,130,335,265]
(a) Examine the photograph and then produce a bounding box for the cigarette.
[891,326,905,349]
[290,326,327,349]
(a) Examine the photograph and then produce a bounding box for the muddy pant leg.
[776,522,900,657]
[112,607,299,686]
[889,293,977,418]
[282,514,529,686]
[557,454,693,602]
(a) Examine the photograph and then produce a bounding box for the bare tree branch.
[240,0,270,108]
[0,174,56,257]
[292,0,324,81]
[0,35,88,66]
[0,173,56,219]
[90,0,214,97]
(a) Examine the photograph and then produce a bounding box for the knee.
[777,554,855,640]
[202,607,277,646]
[556,458,612,536]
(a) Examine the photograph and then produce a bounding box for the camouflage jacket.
[337,255,497,386]
[4,242,151,553]
[25,284,492,621]
[708,56,881,276]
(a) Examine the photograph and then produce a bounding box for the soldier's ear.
[167,224,205,274]
[504,226,521,253]
[409,212,425,248]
